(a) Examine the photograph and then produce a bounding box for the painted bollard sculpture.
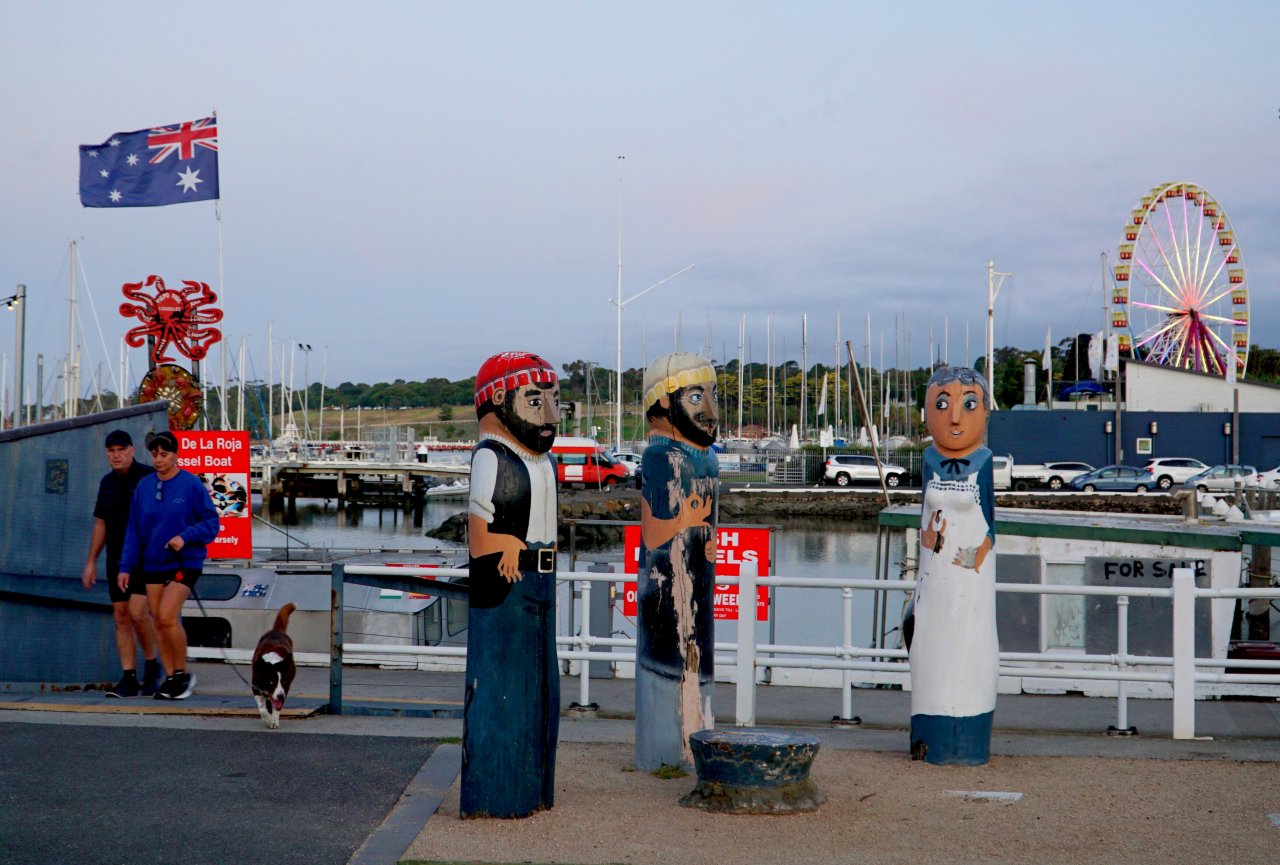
[635,352,720,771]
[461,352,561,818]
[908,365,998,766]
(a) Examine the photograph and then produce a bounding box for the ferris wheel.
[1112,182,1249,376]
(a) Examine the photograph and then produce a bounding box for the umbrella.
[1058,380,1106,398]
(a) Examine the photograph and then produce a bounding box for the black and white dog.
[252,603,297,729]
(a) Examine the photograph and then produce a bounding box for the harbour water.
[256,501,906,653]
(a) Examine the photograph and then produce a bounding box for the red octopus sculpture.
[120,275,224,364]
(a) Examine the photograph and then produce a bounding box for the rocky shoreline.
[424,486,1182,546]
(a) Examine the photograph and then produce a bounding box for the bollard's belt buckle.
[537,548,555,573]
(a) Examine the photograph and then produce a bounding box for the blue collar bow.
[940,457,971,476]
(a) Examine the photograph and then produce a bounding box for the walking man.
[82,430,162,697]
[117,431,221,700]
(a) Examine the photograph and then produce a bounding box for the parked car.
[1257,466,1280,490]
[550,437,631,490]
[1180,464,1259,493]
[823,454,909,488]
[1011,461,1095,491]
[612,451,642,478]
[1143,457,1210,491]
[1069,465,1158,493]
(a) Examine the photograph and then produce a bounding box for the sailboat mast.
[614,156,624,452]
[68,241,77,419]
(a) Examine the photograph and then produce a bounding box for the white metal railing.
[330,563,1280,740]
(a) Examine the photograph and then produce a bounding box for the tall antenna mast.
[614,156,624,451]
[68,241,77,418]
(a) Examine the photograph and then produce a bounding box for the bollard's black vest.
[468,437,535,609]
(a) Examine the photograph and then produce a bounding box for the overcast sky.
[1,2,1277,393]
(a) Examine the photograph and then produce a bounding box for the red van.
[551,437,630,490]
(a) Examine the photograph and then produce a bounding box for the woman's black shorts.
[136,568,202,592]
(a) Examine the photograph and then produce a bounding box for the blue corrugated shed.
[989,410,1280,469]
[0,404,170,685]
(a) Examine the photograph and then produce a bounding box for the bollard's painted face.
[926,381,988,458]
[493,381,560,454]
[668,383,718,448]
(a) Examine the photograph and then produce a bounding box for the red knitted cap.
[474,352,558,409]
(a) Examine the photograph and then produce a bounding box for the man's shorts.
[137,568,202,593]
[106,569,144,603]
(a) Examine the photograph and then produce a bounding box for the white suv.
[613,451,641,478]
[824,454,909,488]
[1144,457,1210,491]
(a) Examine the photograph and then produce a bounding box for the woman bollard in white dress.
[908,366,998,766]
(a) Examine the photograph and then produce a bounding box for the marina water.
[257,501,905,658]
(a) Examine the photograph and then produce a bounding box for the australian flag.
[79,117,219,208]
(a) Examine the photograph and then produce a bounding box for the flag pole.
[214,110,227,430]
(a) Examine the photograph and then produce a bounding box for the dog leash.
[168,544,252,689]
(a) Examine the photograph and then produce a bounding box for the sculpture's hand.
[496,534,527,583]
[952,537,992,571]
[921,510,946,553]
[676,494,713,533]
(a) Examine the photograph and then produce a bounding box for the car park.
[1011,461,1095,491]
[823,454,910,488]
[1180,464,1259,492]
[1143,457,1210,491]
[1069,465,1158,493]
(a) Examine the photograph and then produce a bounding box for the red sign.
[176,431,251,558]
[622,525,770,621]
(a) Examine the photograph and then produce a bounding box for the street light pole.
[986,259,1012,410]
[4,285,25,429]
[610,263,694,446]
[299,344,313,440]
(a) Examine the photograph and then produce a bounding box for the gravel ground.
[406,742,1280,865]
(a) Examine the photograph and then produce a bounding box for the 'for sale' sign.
[176,431,252,559]
[622,525,770,621]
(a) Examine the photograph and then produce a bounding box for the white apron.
[909,471,999,719]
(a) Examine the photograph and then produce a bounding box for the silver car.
[824,454,909,488]
[1182,464,1259,492]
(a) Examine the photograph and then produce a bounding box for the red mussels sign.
[175,431,251,558]
[622,525,771,621]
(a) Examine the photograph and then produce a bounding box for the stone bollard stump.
[679,729,825,814]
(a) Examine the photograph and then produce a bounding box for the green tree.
[439,403,454,422]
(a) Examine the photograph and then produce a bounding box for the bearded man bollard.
[908,365,998,766]
[460,352,561,818]
[635,352,720,771]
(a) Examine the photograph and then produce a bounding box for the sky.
[1,2,1278,397]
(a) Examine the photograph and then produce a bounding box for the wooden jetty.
[251,455,468,507]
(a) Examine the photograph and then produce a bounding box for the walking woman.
[117,431,220,700]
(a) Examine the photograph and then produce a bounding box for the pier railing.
[327,563,1280,740]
